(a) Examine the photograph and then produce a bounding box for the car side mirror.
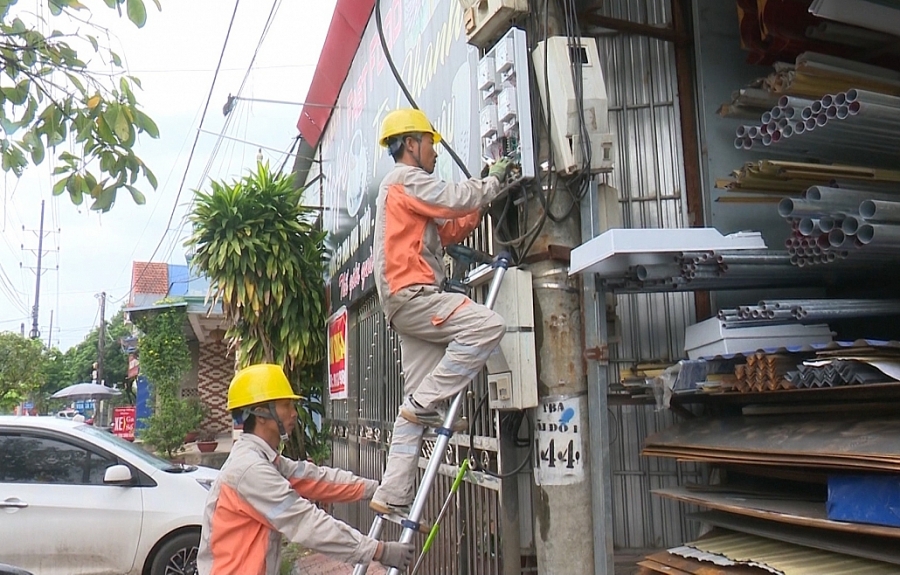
[103,464,134,485]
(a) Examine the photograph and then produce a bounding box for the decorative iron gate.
[327,293,512,574]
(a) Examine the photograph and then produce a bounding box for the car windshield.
[77,425,173,471]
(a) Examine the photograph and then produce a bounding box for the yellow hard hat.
[379,108,442,147]
[227,364,301,411]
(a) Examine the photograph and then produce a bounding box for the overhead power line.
[128,0,242,301]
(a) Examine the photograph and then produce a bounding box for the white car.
[0,416,218,575]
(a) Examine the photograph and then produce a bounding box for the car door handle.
[0,498,28,509]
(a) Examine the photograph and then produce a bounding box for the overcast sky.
[0,0,337,350]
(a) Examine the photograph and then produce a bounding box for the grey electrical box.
[486,267,537,410]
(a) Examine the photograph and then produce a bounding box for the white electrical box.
[486,268,537,410]
[477,28,535,179]
[459,0,528,48]
[532,36,615,174]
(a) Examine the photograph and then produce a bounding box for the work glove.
[378,541,416,570]
[488,157,513,182]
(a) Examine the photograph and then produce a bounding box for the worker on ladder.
[369,108,512,515]
[197,364,415,574]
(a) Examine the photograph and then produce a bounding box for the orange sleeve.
[438,211,481,246]
[289,478,366,503]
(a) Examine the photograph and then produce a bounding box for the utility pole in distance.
[28,200,45,339]
[96,291,107,385]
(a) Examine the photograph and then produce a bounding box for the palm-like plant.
[186,162,328,460]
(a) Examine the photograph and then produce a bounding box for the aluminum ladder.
[352,251,510,575]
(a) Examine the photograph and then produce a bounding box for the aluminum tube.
[825,105,838,119]
[857,223,900,247]
[770,106,783,120]
[635,264,681,281]
[828,229,846,247]
[808,185,900,203]
[779,95,816,108]
[777,117,789,129]
[799,307,900,322]
[748,126,761,139]
[801,106,814,121]
[761,134,773,146]
[717,254,794,265]
[733,137,744,149]
[845,89,900,109]
[834,92,848,106]
[821,94,835,108]
[798,218,819,236]
[860,199,900,223]
[810,100,824,115]
[842,216,860,236]
[761,110,773,124]
[782,123,796,138]
[779,197,857,218]
[819,216,838,233]
[847,101,900,125]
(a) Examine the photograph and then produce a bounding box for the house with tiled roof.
[125,259,232,438]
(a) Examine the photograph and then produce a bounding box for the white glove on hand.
[378,541,416,570]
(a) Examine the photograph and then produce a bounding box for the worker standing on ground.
[369,108,511,514]
[197,363,415,574]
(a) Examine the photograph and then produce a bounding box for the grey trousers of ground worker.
[373,287,505,507]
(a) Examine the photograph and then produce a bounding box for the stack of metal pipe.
[733,89,900,165]
[779,184,900,266]
[601,250,822,293]
[718,299,900,328]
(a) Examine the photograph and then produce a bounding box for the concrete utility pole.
[29,200,45,339]
[97,291,107,385]
[47,310,53,348]
[527,8,594,574]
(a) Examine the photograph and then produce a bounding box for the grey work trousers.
[373,287,505,506]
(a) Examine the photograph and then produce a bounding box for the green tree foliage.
[42,310,132,402]
[0,331,46,412]
[0,0,160,211]
[186,162,328,461]
[133,305,201,459]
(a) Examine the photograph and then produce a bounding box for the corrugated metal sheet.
[679,532,900,575]
[593,0,702,550]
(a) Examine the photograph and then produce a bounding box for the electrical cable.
[374,0,472,179]
[466,390,533,478]
[128,0,241,300]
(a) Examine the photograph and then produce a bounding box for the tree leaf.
[125,184,146,205]
[87,95,101,109]
[48,1,63,16]
[126,0,147,27]
[114,108,131,142]
[52,177,68,196]
[135,110,159,138]
[86,34,99,51]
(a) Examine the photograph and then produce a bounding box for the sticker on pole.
[534,395,585,485]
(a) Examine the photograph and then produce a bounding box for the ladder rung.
[377,511,432,535]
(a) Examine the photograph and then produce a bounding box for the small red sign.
[127,354,140,379]
[113,406,136,441]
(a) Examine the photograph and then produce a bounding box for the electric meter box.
[459,0,528,48]
[533,36,615,174]
[485,268,537,410]
[477,28,535,179]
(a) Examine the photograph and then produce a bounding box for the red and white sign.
[112,406,136,441]
[127,354,140,379]
[327,307,349,400]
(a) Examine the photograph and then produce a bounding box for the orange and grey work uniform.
[197,433,379,574]
[371,163,506,506]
